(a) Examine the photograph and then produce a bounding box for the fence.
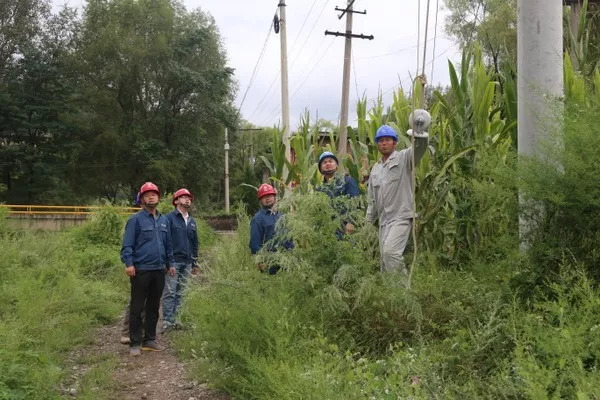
[2,205,140,216]
[1,205,140,231]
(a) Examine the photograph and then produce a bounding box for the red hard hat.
[139,182,160,196]
[257,183,277,199]
[172,188,193,205]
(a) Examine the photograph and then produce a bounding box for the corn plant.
[259,126,287,193]
[286,111,319,194]
[564,52,586,104]
[566,0,598,77]
[412,47,515,264]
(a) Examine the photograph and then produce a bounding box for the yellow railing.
[2,205,141,216]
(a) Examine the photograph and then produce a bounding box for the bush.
[76,206,127,246]
[519,104,600,284]
[174,183,600,399]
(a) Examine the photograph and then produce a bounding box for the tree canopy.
[0,0,237,205]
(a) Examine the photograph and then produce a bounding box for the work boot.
[141,340,165,352]
[130,346,141,356]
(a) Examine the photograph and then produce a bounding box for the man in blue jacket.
[315,151,360,236]
[162,188,198,332]
[121,182,175,356]
[249,183,292,274]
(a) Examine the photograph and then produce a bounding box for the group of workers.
[119,122,429,357]
[249,123,429,275]
[120,184,199,356]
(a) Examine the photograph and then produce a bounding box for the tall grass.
[0,208,128,400]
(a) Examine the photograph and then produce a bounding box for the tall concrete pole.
[337,0,353,163]
[279,0,291,183]
[224,128,230,213]
[518,0,563,157]
[517,0,563,240]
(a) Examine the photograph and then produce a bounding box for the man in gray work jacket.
[365,124,429,275]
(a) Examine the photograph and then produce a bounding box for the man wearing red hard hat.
[249,184,293,274]
[161,188,199,333]
[121,182,175,356]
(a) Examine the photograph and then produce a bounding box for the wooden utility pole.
[517,0,563,242]
[325,0,373,163]
[278,0,291,183]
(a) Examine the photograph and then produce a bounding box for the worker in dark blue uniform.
[249,183,293,274]
[121,182,175,356]
[315,151,360,236]
[162,188,198,332]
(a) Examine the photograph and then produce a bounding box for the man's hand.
[191,265,199,276]
[257,263,267,272]
[168,267,176,277]
[344,223,356,234]
[125,266,136,277]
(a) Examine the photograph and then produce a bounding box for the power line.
[236,7,277,116]
[249,0,330,123]
[352,48,360,102]
[289,0,331,72]
[358,36,444,60]
[430,0,440,83]
[259,7,347,126]
[289,0,320,55]
[377,42,461,100]
[262,35,337,126]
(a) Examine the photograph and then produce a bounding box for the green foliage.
[444,0,517,73]
[0,225,126,399]
[518,103,600,283]
[175,191,599,399]
[77,205,127,246]
[512,268,600,399]
[0,0,236,205]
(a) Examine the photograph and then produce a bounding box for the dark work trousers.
[129,269,165,346]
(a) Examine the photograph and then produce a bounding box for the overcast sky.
[52,0,461,130]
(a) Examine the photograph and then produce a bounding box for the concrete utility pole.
[338,0,353,161]
[224,128,230,214]
[517,0,563,158]
[517,0,563,241]
[325,0,373,163]
[278,0,291,182]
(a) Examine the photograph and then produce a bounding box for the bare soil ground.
[62,321,229,400]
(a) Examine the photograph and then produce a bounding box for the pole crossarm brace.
[335,6,366,16]
[337,0,357,18]
[325,30,374,40]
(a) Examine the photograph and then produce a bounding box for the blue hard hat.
[375,124,398,142]
[318,151,338,170]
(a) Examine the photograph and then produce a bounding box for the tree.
[444,0,517,73]
[0,6,81,203]
[72,0,237,204]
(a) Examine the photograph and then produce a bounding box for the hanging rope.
[421,0,432,78]
[430,0,440,84]
[407,0,431,289]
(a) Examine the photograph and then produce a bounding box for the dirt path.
[62,319,229,400]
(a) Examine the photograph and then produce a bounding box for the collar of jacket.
[174,209,191,218]
[261,207,277,216]
[141,208,160,218]
[379,150,399,165]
